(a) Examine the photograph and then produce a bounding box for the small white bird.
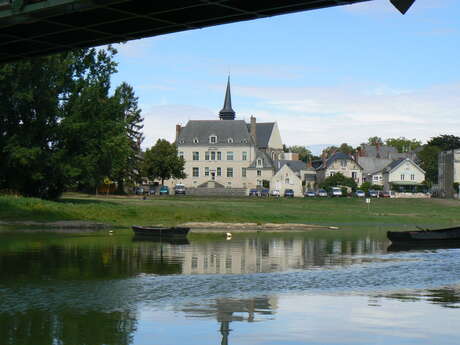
[108,230,114,235]
[226,232,232,239]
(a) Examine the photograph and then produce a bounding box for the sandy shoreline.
[182,222,339,232]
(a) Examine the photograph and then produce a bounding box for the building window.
[211,151,216,160]
[411,174,415,180]
[257,158,263,167]
[257,170,261,177]
[341,160,347,167]
[242,152,247,161]
[242,168,247,177]
[227,168,233,178]
[217,167,222,176]
[401,174,405,180]
[352,172,357,180]
[192,168,199,177]
[228,138,234,143]
[209,135,217,144]
[193,152,199,161]
[205,152,210,160]
[373,175,379,181]
[257,180,262,186]
[227,152,234,160]
[330,172,335,177]
[178,151,184,159]
[205,167,209,176]
[193,137,199,144]
[285,178,290,184]
[217,152,222,160]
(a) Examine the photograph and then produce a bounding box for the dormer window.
[257,158,263,167]
[209,135,217,144]
[227,138,234,144]
[193,137,199,144]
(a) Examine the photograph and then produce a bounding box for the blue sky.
[110,0,460,154]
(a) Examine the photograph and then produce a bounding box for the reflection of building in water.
[169,237,388,275]
[181,296,277,345]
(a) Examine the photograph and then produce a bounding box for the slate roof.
[360,144,397,158]
[317,152,359,170]
[383,158,425,174]
[277,160,306,173]
[177,120,252,146]
[245,122,275,148]
[357,157,393,175]
[248,150,275,169]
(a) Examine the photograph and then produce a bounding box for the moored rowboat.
[387,226,460,243]
[132,225,190,237]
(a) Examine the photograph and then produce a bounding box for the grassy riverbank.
[1,193,460,229]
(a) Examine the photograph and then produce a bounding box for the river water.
[1,228,459,345]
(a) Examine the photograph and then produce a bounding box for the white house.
[382,158,426,192]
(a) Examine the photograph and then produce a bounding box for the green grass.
[1,193,460,229]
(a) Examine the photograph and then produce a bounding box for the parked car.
[249,188,260,197]
[135,187,144,195]
[304,191,316,197]
[260,188,270,197]
[174,184,186,195]
[270,189,280,197]
[317,189,328,197]
[379,191,392,198]
[355,190,365,197]
[148,187,156,195]
[284,189,294,197]
[159,185,169,195]
[330,187,342,197]
[368,190,378,198]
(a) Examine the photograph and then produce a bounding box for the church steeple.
[219,76,236,120]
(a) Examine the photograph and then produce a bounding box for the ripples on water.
[0,230,460,344]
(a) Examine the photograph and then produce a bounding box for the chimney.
[307,159,312,168]
[250,116,256,143]
[376,142,381,158]
[175,124,182,142]
[322,151,327,168]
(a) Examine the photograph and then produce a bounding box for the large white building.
[172,78,304,195]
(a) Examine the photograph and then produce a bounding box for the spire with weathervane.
[219,76,236,120]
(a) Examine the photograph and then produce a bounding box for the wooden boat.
[387,226,460,243]
[132,225,190,237]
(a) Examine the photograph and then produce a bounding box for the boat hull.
[132,226,190,237]
[387,226,460,243]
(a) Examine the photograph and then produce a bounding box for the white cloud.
[141,104,214,148]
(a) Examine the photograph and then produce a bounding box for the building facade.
[172,78,299,193]
[438,149,460,198]
[382,158,425,192]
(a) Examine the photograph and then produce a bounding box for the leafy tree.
[143,140,186,185]
[0,46,144,198]
[367,137,383,145]
[385,137,421,153]
[286,145,312,163]
[338,143,354,155]
[428,135,460,151]
[416,135,460,185]
[319,172,357,191]
[418,145,441,185]
[323,146,338,156]
[0,53,74,199]
[360,181,372,193]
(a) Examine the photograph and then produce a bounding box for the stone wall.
[186,187,247,197]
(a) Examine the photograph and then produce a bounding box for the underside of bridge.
[0,0,375,63]
[0,0,415,64]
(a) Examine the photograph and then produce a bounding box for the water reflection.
[1,231,460,345]
[181,296,277,345]
[0,310,137,345]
